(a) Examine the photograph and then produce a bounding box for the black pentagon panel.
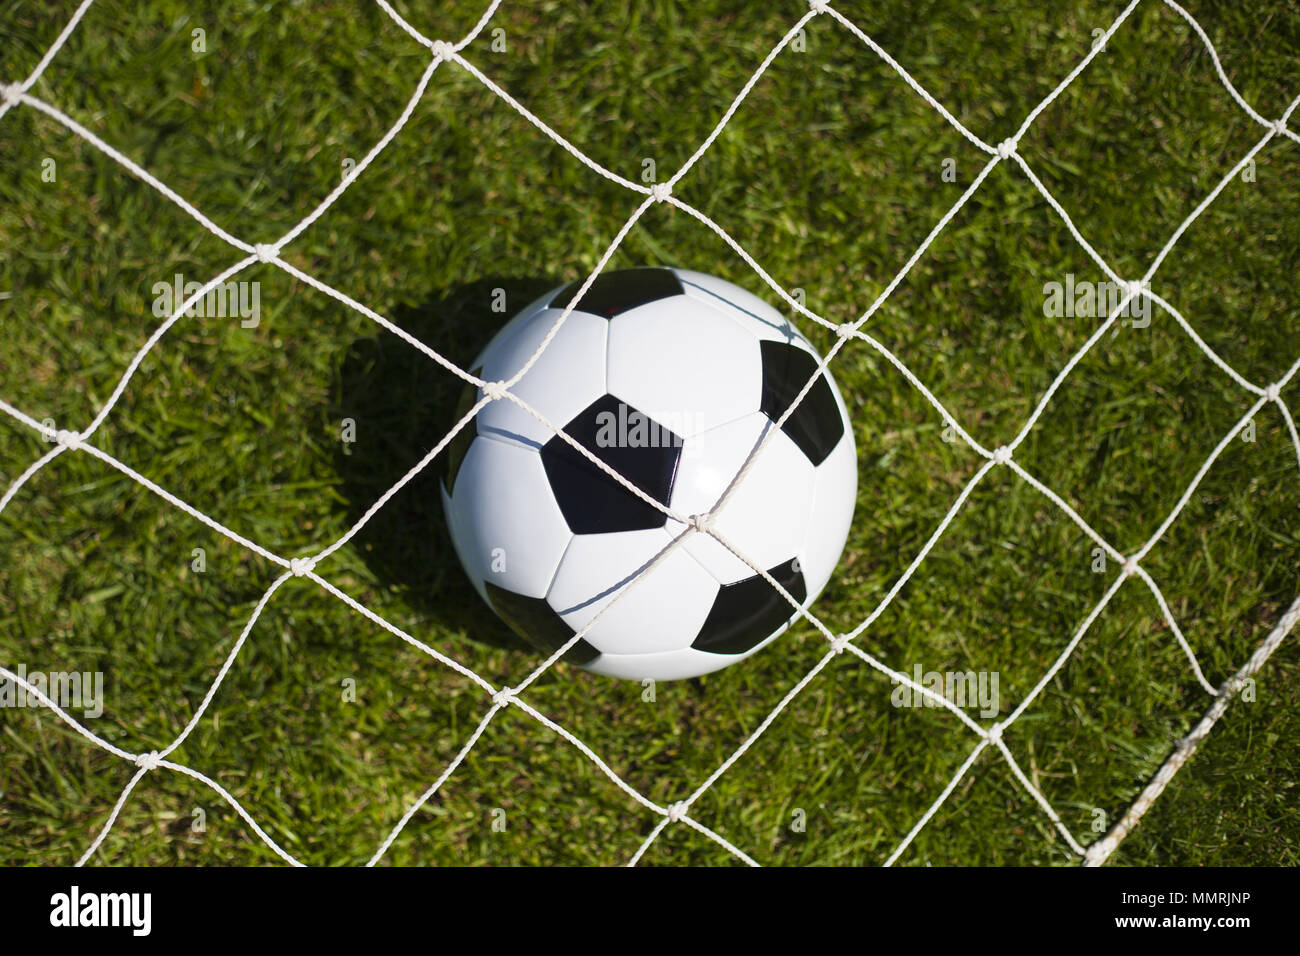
[692,558,807,656]
[549,267,684,319]
[541,394,683,534]
[758,340,845,466]
[486,581,601,666]
[444,368,482,495]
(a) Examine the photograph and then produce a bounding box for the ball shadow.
[330,276,559,656]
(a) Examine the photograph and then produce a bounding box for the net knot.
[829,634,852,655]
[1121,556,1140,579]
[1271,118,1288,136]
[689,512,715,535]
[996,138,1018,160]
[808,0,832,14]
[135,750,162,771]
[666,801,687,823]
[649,182,672,203]
[54,429,84,450]
[835,321,856,339]
[289,556,317,577]
[430,40,455,62]
[1,83,22,106]
[991,445,1012,465]
[492,687,516,709]
[986,723,1003,745]
[252,243,279,263]
[482,380,509,401]
[1264,382,1281,402]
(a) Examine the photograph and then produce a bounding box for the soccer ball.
[441,267,856,680]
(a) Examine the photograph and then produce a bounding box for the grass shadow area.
[331,276,558,655]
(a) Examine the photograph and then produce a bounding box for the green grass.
[1,0,1298,866]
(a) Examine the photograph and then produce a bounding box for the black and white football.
[441,267,856,680]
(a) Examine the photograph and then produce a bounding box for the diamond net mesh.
[1,0,1298,866]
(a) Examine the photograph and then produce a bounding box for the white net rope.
[1,0,1298,867]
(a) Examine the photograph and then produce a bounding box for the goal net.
[1,0,1298,866]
